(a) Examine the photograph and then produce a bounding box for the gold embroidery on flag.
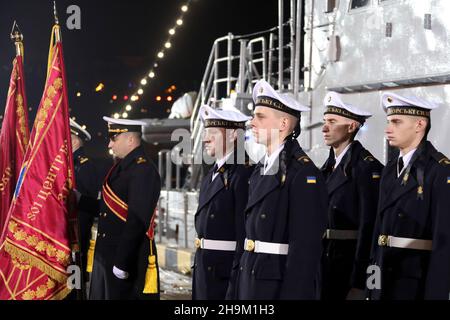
[8,221,70,266]
[21,278,56,300]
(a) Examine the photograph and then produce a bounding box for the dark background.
[0,0,281,159]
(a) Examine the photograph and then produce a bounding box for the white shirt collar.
[263,143,285,175]
[212,152,233,181]
[334,143,353,169]
[398,148,417,176]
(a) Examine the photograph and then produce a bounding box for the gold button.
[378,235,388,247]
[245,240,255,252]
[194,238,201,249]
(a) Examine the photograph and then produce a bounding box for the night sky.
[0,0,280,158]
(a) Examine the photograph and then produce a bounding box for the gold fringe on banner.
[4,241,68,285]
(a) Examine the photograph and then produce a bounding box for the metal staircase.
[188,0,304,190]
[157,0,305,250]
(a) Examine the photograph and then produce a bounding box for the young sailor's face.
[322,114,353,148]
[385,115,418,149]
[250,106,280,146]
[202,127,225,158]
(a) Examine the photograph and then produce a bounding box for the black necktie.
[398,157,404,174]
[329,157,336,172]
[213,164,219,173]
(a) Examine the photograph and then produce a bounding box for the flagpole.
[52,1,86,300]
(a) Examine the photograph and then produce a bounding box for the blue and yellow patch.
[372,173,381,180]
[447,177,450,184]
[307,176,317,184]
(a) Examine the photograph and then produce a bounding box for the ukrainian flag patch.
[447,177,450,184]
[372,173,381,180]
[307,176,317,184]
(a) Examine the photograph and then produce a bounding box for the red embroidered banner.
[0,54,30,244]
[0,25,77,300]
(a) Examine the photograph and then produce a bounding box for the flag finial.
[10,21,23,43]
[53,1,59,25]
[10,21,24,57]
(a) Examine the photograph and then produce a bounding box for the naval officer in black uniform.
[192,105,253,300]
[234,80,328,300]
[320,92,383,300]
[369,92,450,300]
[70,119,101,297]
[78,117,161,300]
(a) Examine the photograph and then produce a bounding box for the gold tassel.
[143,240,158,294]
[86,239,96,273]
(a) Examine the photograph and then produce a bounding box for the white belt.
[324,229,358,240]
[244,239,289,255]
[378,235,432,251]
[195,238,236,251]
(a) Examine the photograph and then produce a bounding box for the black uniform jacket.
[235,140,328,300]
[73,147,101,273]
[320,141,383,299]
[369,141,450,300]
[80,145,161,300]
[193,155,253,300]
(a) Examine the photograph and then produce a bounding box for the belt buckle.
[245,240,255,252]
[378,235,388,247]
[195,238,202,249]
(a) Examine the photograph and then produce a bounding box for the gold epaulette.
[79,157,89,164]
[137,157,147,164]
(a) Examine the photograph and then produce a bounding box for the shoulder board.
[136,157,148,165]
[431,151,450,166]
[79,157,89,165]
[360,149,375,162]
[297,155,311,164]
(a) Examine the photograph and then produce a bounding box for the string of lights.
[110,1,193,120]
